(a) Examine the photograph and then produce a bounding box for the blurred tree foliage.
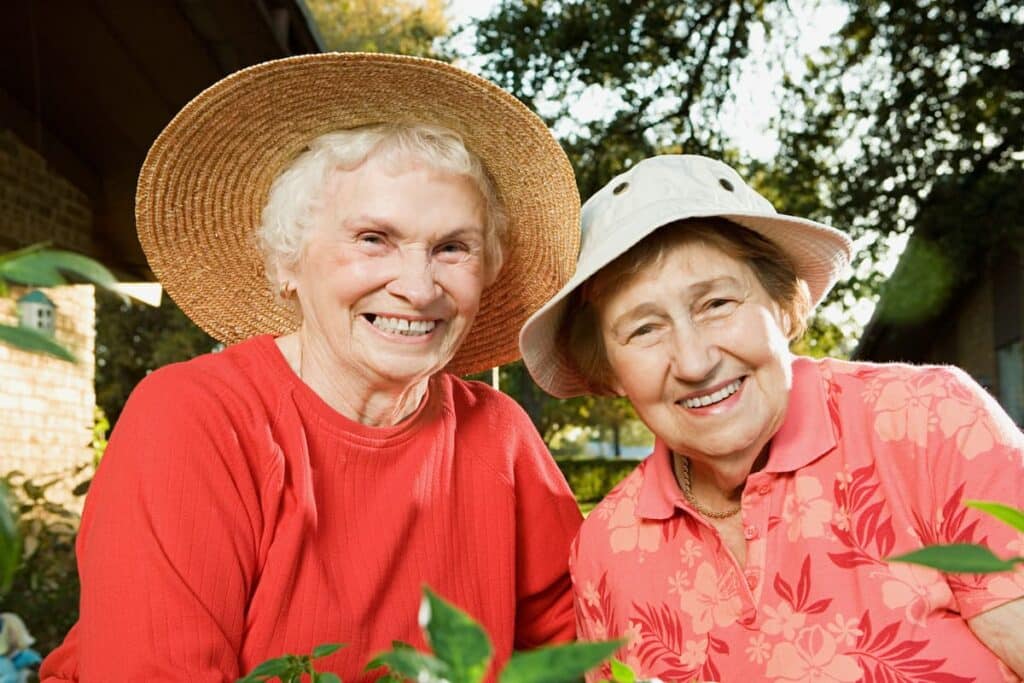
[465,0,1021,356]
[95,291,219,426]
[772,0,1023,320]
[306,0,447,56]
[465,0,770,199]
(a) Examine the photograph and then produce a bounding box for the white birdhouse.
[17,290,57,336]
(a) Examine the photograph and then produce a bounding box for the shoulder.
[440,373,538,436]
[816,357,992,413]
[821,358,1021,457]
[576,460,650,545]
[127,336,280,415]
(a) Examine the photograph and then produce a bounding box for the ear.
[273,258,301,298]
[606,374,627,397]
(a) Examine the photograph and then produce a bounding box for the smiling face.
[280,153,489,391]
[596,240,794,465]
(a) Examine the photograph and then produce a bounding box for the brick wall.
[0,286,96,490]
[0,129,93,252]
[0,128,97,504]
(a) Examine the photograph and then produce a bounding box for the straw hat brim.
[136,52,580,376]
[520,206,853,398]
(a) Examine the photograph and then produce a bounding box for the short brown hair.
[559,217,811,395]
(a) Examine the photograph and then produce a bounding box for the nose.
[385,247,441,308]
[667,324,721,384]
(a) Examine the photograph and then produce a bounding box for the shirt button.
[746,572,759,589]
[757,484,770,496]
[743,525,759,540]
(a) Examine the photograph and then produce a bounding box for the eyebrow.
[608,275,743,335]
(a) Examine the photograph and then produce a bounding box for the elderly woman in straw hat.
[41,53,583,682]
[520,155,1024,681]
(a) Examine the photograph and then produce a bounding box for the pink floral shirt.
[572,357,1024,683]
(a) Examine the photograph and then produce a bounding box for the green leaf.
[422,588,493,683]
[314,674,342,683]
[312,643,346,659]
[367,649,451,682]
[889,543,1024,574]
[966,500,1024,533]
[500,640,625,683]
[0,242,48,266]
[609,658,636,683]
[0,482,22,595]
[392,640,416,650]
[0,249,117,289]
[236,654,296,682]
[0,324,77,362]
[375,675,405,683]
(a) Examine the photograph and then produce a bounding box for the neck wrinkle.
[283,330,432,427]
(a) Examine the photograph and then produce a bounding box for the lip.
[675,376,746,415]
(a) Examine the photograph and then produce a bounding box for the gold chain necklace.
[675,455,742,519]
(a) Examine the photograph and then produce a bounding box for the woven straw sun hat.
[136,52,580,376]
[520,154,854,398]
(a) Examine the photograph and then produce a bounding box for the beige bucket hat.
[520,154,854,398]
[136,52,580,377]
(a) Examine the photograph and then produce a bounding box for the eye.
[434,241,471,262]
[357,232,386,246]
[628,323,655,340]
[708,298,733,309]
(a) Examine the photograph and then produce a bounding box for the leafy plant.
[236,643,345,683]
[1,469,86,653]
[889,500,1024,573]
[0,481,20,595]
[370,588,622,683]
[237,587,625,683]
[0,243,118,362]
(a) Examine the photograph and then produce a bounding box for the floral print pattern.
[572,358,1024,682]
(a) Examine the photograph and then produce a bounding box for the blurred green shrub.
[1,470,84,654]
[555,458,640,504]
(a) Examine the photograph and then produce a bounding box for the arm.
[41,367,263,682]
[968,597,1024,677]
[512,422,583,649]
[911,368,1024,668]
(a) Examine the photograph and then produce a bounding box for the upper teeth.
[682,379,742,409]
[371,316,436,336]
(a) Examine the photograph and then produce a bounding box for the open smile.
[362,313,439,337]
[677,377,745,409]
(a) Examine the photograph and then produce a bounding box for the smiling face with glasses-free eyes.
[278,153,491,394]
[598,240,794,469]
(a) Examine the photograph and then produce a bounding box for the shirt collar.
[763,355,838,473]
[634,356,838,520]
[636,438,686,520]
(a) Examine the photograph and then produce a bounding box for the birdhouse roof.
[17,290,56,306]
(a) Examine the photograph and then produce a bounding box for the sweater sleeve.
[40,364,266,682]
[511,411,583,649]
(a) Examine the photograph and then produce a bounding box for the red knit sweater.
[41,335,581,682]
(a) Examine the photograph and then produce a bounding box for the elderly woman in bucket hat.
[520,155,1024,681]
[41,53,583,682]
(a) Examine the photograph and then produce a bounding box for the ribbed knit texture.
[41,335,581,682]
